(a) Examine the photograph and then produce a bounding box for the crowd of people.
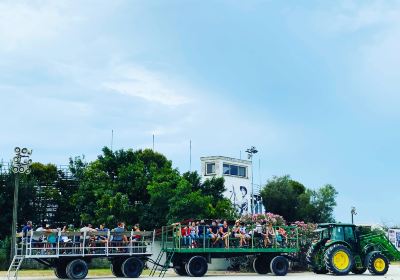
[174,219,289,249]
[20,221,144,249]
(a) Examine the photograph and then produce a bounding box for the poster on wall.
[228,184,249,215]
[388,229,400,250]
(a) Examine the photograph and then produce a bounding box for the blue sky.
[1,0,399,225]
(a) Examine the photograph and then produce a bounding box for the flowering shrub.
[239,212,286,226]
[290,221,318,270]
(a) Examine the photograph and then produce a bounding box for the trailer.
[150,224,300,277]
[7,229,155,280]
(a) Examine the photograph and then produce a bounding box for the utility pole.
[11,147,32,258]
[246,146,258,215]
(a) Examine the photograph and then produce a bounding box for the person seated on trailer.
[21,221,33,243]
[219,220,230,248]
[95,223,109,244]
[132,224,141,242]
[60,224,73,243]
[189,221,198,247]
[209,221,220,246]
[111,222,128,245]
[265,222,276,247]
[252,221,265,247]
[80,223,97,247]
[31,222,46,246]
[181,223,192,247]
[231,220,245,247]
[197,220,208,242]
[239,222,249,246]
[45,224,58,249]
[276,227,288,247]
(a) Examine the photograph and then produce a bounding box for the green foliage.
[260,175,338,223]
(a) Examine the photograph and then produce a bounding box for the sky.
[1,0,399,226]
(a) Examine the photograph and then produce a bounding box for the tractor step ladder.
[7,255,25,280]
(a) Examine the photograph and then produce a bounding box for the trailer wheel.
[66,259,88,280]
[185,256,208,277]
[269,256,289,276]
[122,257,144,278]
[54,261,68,279]
[173,260,188,276]
[253,255,270,274]
[367,252,389,275]
[324,244,353,275]
[111,258,124,277]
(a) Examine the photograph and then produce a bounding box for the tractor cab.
[316,223,358,250]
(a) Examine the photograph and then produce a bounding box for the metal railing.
[17,229,155,258]
[161,224,299,252]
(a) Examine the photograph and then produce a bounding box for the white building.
[200,156,263,215]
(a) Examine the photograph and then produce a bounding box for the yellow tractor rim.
[374,258,385,272]
[333,251,350,270]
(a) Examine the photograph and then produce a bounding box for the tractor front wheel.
[324,244,354,275]
[367,252,389,275]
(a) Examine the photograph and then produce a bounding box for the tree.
[260,176,338,223]
[260,175,307,222]
[309,184,338,223]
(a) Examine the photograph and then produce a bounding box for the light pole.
[246,146,258,215]
[11,147,32,258]
[351,206,357,224]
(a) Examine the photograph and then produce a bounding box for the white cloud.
[0,1,82,51]
[102,65,193,106]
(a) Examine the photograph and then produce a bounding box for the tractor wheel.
[185,256,208,277]
[367,252,389,275]
[173,260,188,276]
[54,261,68,279]
[306,245,328,274]
[324,244,354,275]
[66,259,89,280]
[269,256,289,276]
[110,258,125,277]
[121,257,144,278]
[351,266,367,274]
[253,255,270,274]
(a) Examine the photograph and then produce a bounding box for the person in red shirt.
[181,224,192,247]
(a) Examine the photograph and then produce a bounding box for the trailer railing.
[161,224,299,253]
[17,229,154,258]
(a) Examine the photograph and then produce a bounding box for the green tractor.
[307,223,400,276]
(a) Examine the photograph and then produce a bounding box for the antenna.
[111,129,114,151]
[189,140,192,172]
[152,134,155,151]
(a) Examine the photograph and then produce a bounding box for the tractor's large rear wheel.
[306,244,328,274]
[367,252,389,275]
[324,244,354,275]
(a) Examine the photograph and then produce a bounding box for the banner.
[388,228,400,250]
